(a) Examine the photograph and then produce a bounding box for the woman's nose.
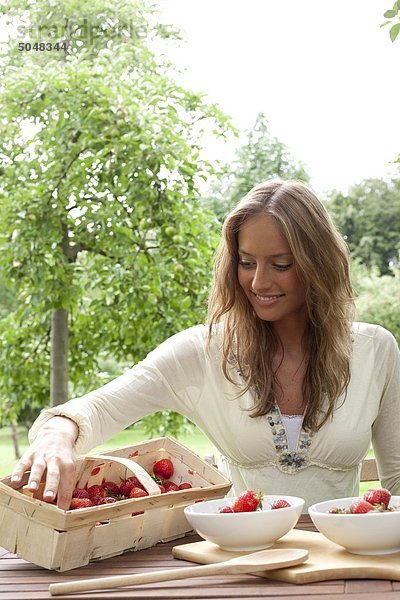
[251,264,272,292]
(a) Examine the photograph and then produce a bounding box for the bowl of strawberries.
[184,490,304,551]
[308,488,400,555]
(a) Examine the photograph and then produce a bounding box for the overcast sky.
[160,0,400,195]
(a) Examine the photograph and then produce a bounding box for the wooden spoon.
[49,547,308,596]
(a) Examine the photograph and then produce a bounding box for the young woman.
[11,179,400,510]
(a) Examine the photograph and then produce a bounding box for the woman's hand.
[10,416,79,510]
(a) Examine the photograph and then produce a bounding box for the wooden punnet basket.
[0,437,231,571]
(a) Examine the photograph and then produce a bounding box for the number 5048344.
[18,42,68,51]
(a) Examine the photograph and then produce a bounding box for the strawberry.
[327,507,345,514]
[231,490,263,513]
[218,505,234,513]
[119,479,136,498]
[102,481,120,497]
[127,476,144,487]
[158,484,166,494]
[129,486,149,499]
[72,487,89,499]
[69,497,94,510]
[178,482,192,490]
[271,499,291,509]
[363,488,391,509]
[163,481,179,492]
[153,458,174,480]
[349,499,375,514]
[87,484,106,500]
[99,496,118,505]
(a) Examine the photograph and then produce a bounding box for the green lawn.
[0,425,378,494]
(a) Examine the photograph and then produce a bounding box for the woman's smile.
[252,292,285,305]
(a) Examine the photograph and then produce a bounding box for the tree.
[382,0,400,42]
[0,0,233,429]
[325,177,400,275]
[203,113,309,222]
[381,2,400,166]
[352,260,400,346]
[0,269,15,317]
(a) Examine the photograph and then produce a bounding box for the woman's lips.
[252,293,284,305]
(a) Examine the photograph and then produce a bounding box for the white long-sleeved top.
[30,322,400,509]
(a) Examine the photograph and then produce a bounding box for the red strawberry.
[349,500,375,514]
[153,458,174,480]
[328,507,343,514]
[271,499,291,509]
[87,484,106,499]
[129,487,149,499]
[178,482,193,490]
[102,481,120,497]
[218,505,234,513]
[163,481,179,492]
[363,488,391,509]
[119,479,136,498]
[158,484,166,494]
[232,490,263,513]
[72,488,89,499]
[127,476,144,486]
[69,498,94,510]
[99,497,118,505]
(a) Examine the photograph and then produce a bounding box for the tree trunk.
[10,422,21,459]
[50,308,69,406]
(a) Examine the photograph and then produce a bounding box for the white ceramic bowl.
[308,496,400,555]
[184,495,305,552]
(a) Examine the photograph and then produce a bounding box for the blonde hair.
[207,179,356,431]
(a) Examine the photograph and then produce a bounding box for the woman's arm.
[10,325,207,509]
[371,327,400,492]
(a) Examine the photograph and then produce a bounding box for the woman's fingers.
[49,457,75,510]
[11,453,76,510]
[10,453,35,487]
[9,431,77,510]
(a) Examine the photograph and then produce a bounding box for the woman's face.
[237,213,307,330]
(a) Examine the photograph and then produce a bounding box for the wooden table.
[2,516,400,599]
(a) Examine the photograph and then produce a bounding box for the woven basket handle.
[85,454,160,496]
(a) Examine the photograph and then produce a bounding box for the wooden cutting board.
[172,529,400,584]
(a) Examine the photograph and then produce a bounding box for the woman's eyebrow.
[238,250,293,258]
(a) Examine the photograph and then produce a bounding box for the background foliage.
[382,0,400,41]
[325,177,400,276]
[203,112,309,222]
[0,0,232,430]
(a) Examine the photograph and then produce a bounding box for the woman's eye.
[238,260,254,269]
[273,263,292,271]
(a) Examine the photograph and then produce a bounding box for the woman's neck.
[272,320,309,358]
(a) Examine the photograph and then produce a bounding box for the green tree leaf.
[390,22,400,41]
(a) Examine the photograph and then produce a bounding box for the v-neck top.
[30,322,400,510]
[281,414,304,452]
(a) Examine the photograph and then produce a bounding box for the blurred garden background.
[0,0,399,479]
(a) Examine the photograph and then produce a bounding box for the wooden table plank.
[1,516,400,599]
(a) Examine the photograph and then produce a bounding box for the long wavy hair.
[207,179,356,431]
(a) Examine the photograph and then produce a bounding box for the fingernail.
[11,475,21,482]
[29,481,38,490]
[44,490,54,499]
